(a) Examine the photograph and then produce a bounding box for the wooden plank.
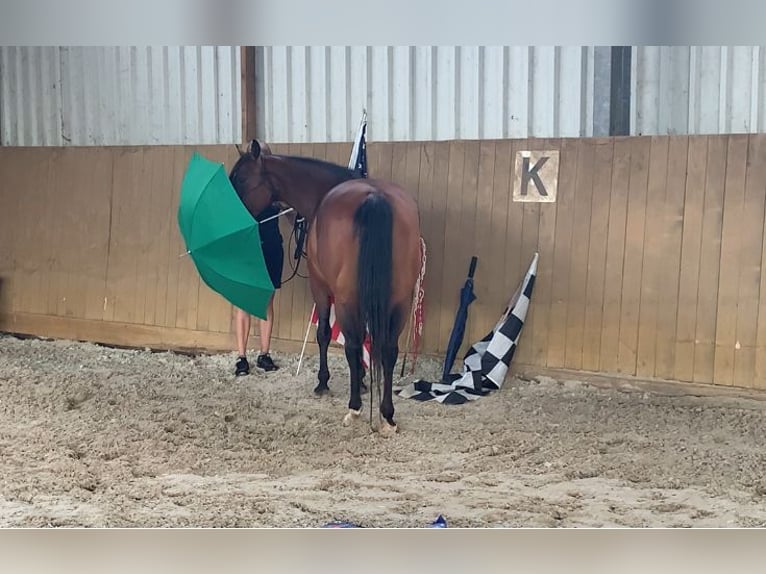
[514,138,543,367]
[0,151,18,314]
[415,141,439,353]
[426,140,452,354]
[512,362,766,403]
[0,311,313,357]
[52,149,81,319]
[654,137,690,380]
[390,142,408,188]
[82,149,115,322]
[437,141,466,355]
[738,135,766,388]
[528,138,560,367]
[752,130,766,389]
[403,142,423,204]
[455,140,480,357]
[398,142,424,350]
[145,146,174,327]
[483,140,512,350]
[635,136,670,378]
[65,147,106,321]
[0,151,27,314]
[467,140,497,348]
[617,137,651,375]
[674,137,709,382]
[581,139,615,371]
[599,138,632,374]
[692,136,728,384]
[713,135,749,386]
[104,148,142,324]
[131,148,153,327]
[501,139,527,348]
[14,150,49,316]
[564,139,596,370]
[546,139,579,369]
[160,148,188,330]
[173,149,203,331]
[45,149,66,317]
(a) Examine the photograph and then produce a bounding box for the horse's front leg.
[313,303,331,395]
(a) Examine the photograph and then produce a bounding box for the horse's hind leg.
[379,341,399,437]
[379,306,405,437]
[342,342,364,426]
[336,305,365,426]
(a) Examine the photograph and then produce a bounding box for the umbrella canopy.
[177,152,275,320]
[441,256,478,382]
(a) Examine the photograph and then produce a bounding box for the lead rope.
[398,236,427,381]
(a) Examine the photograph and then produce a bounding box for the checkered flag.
[397,253,538,405]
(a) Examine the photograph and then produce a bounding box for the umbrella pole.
[296,304,315,376]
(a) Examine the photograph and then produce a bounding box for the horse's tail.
[354,191,394,383]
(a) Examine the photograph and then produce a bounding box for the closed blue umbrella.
[441,256,478,382]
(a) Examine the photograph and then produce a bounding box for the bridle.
[235,155,309,286]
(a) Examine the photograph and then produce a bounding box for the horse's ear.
[235,143,246,157]
[248,139,262,160]
[260,141,273,155]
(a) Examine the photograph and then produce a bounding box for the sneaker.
[256,353,279,372]
[235,356,250,376]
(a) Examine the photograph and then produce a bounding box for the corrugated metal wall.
[0,46,242,146]
[632,46,766,136]
[254,46,613,142]
[5,46,766,146]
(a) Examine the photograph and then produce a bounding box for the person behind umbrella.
[234,201,284,375]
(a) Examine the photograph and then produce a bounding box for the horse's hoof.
[342,409,362,426]
[360,382,368,394]
[314,384,330,395]
[379,419,398,437]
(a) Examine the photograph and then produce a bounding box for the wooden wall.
[2,135,766,391]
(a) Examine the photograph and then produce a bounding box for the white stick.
[296,303,316,376]
[259,207,294,224]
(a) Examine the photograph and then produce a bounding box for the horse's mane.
[229,151,363,197]
[280,155,362,181]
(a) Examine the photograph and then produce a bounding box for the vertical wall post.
[241,46,257,144]
[610,46,632,136]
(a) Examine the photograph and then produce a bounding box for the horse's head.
[229,139,278,217]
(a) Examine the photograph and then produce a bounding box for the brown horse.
[229,140,422,436]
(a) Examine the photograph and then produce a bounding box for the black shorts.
[262,240,284,289]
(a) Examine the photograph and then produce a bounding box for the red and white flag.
[311,297,372,369]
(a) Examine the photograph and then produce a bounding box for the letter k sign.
[513,150,560,203]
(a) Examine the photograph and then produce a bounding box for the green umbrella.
[177,152,275,320]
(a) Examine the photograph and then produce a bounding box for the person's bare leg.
[234,307,251,375]
[259,296,274,354]
[256,296,279,371]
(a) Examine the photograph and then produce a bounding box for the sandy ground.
[1,333,766,528]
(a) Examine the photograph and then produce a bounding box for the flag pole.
[296,304,315,376]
